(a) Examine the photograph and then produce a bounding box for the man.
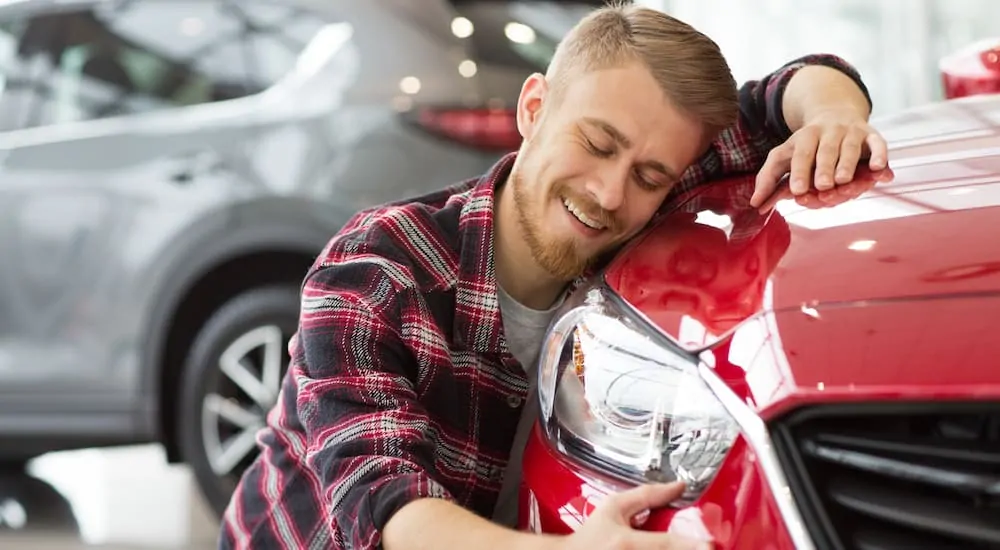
[220,4,892,550]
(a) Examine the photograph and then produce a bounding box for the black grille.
[771,403,1000,550]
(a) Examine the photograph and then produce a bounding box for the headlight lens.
[538,284,739,500]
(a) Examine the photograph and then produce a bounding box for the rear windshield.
[449,0,603,71]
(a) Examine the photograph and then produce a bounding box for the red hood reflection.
[604,202,790,345]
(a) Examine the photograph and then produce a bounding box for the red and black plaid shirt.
[220,54,868,549]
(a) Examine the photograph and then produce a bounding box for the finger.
[789,130,819,196]
[758,180,792,214]
[604,482,687,521]
[813,128,846,191]
[866,132,889,170]
[629,530,714,550]
[834,128,866,184]
[751,145,793,207]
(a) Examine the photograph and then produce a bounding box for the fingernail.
[836,170,850,182]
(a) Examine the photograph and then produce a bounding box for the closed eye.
[585,139,614,158]
[634,167,672,191]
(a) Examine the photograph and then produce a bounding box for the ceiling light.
[399,76,421,95]
[458,59,477,78]
[847,239,877,251]
[451,16,474,38]
[504,22,536,44]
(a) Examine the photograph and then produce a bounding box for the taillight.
[940,38,1000,100]
[410,107,522,152]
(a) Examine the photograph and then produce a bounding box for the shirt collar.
[453,152,516,354]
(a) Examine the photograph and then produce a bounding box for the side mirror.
[940,38,1000,99]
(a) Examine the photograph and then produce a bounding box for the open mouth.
[562,197,607,231]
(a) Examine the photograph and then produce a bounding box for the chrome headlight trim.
[697,356,815,550]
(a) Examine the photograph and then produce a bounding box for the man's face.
[510,61,708,281]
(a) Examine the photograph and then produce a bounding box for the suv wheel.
[178,286,299,517]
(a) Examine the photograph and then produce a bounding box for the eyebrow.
[582,117,681,182]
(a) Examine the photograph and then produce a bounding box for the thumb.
[605,482,687,521]
[751,146,792,207]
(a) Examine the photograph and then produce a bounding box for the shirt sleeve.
[667,53,873,204]
[294,259,456,548]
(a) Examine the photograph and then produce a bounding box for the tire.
[178,285,300,517]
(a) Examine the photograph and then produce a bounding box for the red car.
[517,67,1000,548]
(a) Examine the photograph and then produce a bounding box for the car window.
[0,0,328,132]
[448,0,604,71]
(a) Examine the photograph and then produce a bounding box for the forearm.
[782,65,872,132]
[383,498,560,550]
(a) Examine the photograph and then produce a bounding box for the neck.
[494,173,567,310]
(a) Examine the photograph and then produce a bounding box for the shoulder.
[308,181,478,300]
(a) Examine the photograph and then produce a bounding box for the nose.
[585,163,628,212]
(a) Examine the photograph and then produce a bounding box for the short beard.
[511,168,595,281]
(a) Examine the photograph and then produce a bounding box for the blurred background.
[0,0,996,548]
[652,0,1000,115]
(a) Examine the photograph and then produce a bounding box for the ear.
[516,73,548,141]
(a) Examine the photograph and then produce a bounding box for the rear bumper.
[519,422,798,549]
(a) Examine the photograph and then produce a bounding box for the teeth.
[562,198,605,230]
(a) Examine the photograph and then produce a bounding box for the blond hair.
[546,1,738,140]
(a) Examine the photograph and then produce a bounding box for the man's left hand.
[751,108,895,213]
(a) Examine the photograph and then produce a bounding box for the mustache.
[555,183,622,232]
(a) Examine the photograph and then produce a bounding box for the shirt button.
[506,395,523,408]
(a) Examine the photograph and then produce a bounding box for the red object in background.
[940,38,1000,99]
[518,91,1000,548]
[413,107,522,152]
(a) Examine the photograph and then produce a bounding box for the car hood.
[605,174,1000,347]
[601,95,1000,412]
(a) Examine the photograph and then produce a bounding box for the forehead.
[560,62,668,108]
[553,63,707,165]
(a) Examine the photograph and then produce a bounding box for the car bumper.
[518,423,798,549]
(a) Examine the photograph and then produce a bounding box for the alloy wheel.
[201,324,288,478]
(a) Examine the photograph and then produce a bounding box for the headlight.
[538,284,739,501]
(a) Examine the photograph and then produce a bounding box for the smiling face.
[509,61,709,281]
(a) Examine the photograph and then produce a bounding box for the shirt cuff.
[765,53,874,139]
[360,472,457,548]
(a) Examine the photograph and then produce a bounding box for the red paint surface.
[940,38,1000,99]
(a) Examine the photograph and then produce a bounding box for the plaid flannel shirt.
[219,54,870,549]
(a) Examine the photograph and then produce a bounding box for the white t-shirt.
[490,283,563,527]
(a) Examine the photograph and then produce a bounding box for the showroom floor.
[0,445,218,549]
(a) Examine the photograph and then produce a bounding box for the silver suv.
[0,0,598,515]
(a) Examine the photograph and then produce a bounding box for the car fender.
[134,196,348,434]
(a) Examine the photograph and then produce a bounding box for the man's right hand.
[383,481,712,550]
[559,482,713,550]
